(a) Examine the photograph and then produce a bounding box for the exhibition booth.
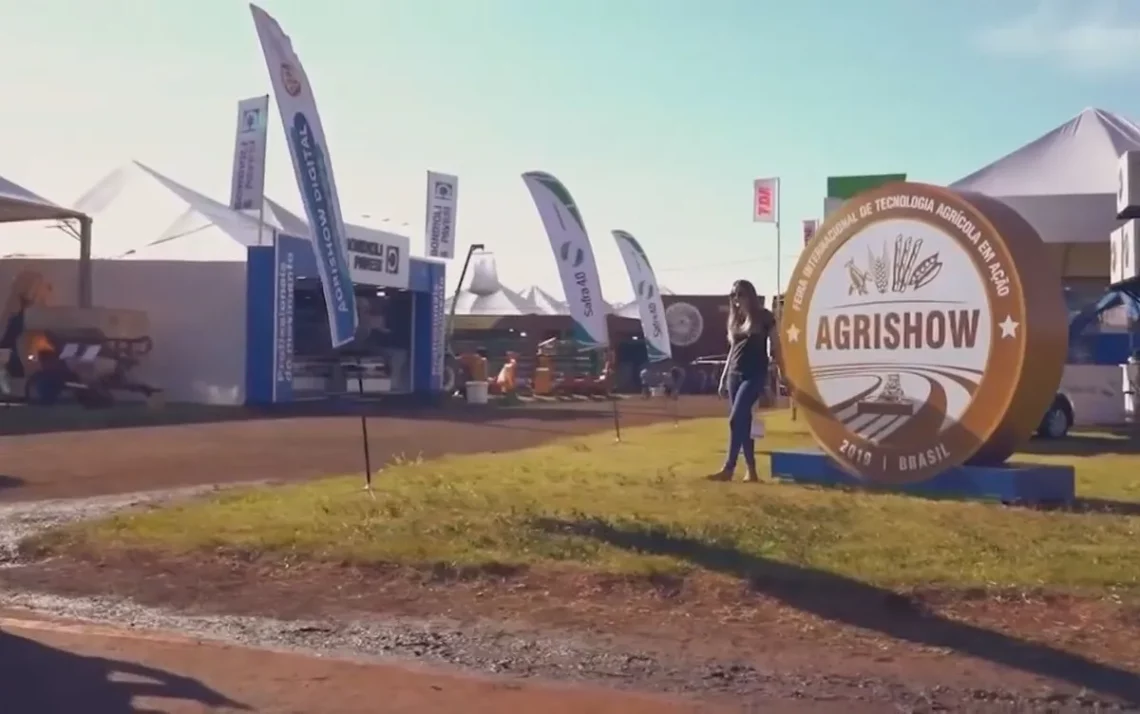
[1,161,446,406]
[245,233,445,404]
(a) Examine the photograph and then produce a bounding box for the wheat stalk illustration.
[869,244,889,294]
[892,235,922,292]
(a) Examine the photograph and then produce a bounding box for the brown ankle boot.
[706,469,734,482]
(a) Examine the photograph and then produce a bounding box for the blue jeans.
[724,372,763,472]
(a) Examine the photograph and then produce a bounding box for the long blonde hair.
[727,279,764,340]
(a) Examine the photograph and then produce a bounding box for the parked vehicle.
[1040,288,1139,439]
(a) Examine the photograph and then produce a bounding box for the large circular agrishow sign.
[780,182,1068,484]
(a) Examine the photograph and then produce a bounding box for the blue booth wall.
[245,234,445,405]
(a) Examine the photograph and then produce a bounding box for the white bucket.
[466,380,489,405]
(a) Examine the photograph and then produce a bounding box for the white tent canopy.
[523,285,569,315]
[0,172,94,304]
[0,174,85,224]
[1,160,410,264]
[97,162,270,260]
[449,255,542,316]
[950,107,1140,282]
[952,108,1140,247]
[613,301,641,319]
[524,284,633,314]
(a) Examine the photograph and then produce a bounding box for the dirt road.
[0,612,748,714]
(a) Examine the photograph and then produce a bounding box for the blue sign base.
[768,449,1075,505]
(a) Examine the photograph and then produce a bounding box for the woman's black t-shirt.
[727,309,775,379]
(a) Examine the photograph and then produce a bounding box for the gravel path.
[1,489,1137,712]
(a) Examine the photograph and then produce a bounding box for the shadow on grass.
[1033,497,1140,517]
[532,517,1140,705]
[0,628,248,713]
[1020,429,1140,457]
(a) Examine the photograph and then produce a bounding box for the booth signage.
[345,234,411,289]
[781,182,1067,484]
[229,95,269,211]
[251,3,358,348]
[271,235,304,403]
[429,265,446,390]
[424,171,459,259]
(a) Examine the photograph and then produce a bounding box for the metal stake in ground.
[355,360,373,491]
[611,395,622,442]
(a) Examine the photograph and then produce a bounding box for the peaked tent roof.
[524,285,569,315]
[0,173,85,223]
[953,108,1140,196]
[6,160,410,262]
[523,284,627,316]
[950,108,1140,245]
[57,160,266,260]
[449,256,542,316]
[614,301,642,319]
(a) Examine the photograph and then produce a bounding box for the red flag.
[753,178,778,223]
[802,219,819,245]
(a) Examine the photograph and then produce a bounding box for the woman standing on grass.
[709,279,776,483]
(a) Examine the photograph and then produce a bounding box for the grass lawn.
[33,411,1140,593]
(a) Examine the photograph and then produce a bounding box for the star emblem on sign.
[785,324,801,343]
[999,315,1019,339]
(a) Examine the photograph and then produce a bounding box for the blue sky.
[3,0,1140,299]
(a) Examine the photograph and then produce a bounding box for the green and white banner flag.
[522,171,609,349]
[613,230,670,362]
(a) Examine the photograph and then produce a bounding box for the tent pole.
[445,243,484,346]
[78,216,93,307]
[255,200,267,247]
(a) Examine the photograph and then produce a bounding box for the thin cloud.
[975,1,1140,74]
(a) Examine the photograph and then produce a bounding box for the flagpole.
[255,93,270,246]
[775,179,792,419]
[775,178,782,297]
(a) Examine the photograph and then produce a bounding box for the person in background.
[667,362,686,398]
[708,280,777,482]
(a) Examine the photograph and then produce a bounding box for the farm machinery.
[0,271,161,407]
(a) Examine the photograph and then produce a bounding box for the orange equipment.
[459,352,489,383]
[2,271,54,381]
[494,352,518,394]
[533,352,553,396]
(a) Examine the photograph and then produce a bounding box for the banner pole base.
[358,366,373,490]
[611,396,622,442]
